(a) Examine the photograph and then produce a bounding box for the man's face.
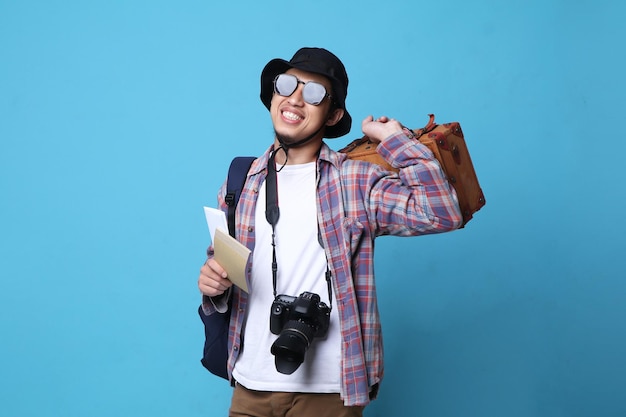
[269,68,342,147]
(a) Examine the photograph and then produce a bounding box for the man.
[198,47,462,417]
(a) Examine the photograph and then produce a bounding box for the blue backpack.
[198,156,255,379]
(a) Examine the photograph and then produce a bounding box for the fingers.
[361,115,374,130]
[198,259,233,297]
[205,258,227,278]
[361,115,396,128]
[361,115,390,135]
[362,115,404,141]
[361,115,390,123]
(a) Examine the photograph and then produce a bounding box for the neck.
[273,138,322,165]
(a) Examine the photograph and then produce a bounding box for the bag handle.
[411,114,437,138]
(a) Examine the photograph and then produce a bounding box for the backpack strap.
[225,157,255,238]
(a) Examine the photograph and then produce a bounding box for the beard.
[274,123,325,149]
[274,130,300,147]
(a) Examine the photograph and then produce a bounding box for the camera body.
[269,291,331,374]
[270,291,330,338]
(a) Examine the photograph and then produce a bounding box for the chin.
[274,130,299,146]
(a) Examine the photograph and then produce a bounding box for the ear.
[326,108,345,127]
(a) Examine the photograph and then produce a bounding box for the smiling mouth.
[282,110,303,121]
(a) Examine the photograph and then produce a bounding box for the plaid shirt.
[203,131,462,406]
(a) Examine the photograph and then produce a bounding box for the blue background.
[1,1,625,416]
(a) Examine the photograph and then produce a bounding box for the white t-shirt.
[232,161,341,393]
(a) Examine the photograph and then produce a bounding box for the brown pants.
[229,383,364,417]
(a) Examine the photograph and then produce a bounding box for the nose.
[287,82,305,105]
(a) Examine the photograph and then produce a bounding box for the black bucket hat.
[260,47,351,138]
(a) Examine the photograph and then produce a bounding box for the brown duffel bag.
[339,114,485,226]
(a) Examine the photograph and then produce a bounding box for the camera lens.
[270,320,316,374]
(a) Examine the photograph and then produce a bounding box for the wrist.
[402,126,416,140]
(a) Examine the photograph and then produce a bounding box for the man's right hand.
[198,258,233,297]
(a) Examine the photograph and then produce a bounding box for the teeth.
[283,111,302,121]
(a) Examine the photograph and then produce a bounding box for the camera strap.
[265,147,333,310]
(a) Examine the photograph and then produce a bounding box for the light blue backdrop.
[1,1,624,416]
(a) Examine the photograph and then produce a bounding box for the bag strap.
[225,156,255,238]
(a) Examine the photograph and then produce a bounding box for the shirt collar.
[249,141,342,176]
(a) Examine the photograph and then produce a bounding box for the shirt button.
[247,226,254,232]
[234,346,239,351]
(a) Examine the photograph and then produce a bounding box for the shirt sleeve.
[368,130,463,235]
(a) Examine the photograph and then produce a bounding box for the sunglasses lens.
[274,74,328,105]
[302,82,327,105]
[275,74,297,97]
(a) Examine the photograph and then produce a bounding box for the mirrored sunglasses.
[273,73,332,106]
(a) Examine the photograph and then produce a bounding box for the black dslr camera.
[269,291,331,374]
